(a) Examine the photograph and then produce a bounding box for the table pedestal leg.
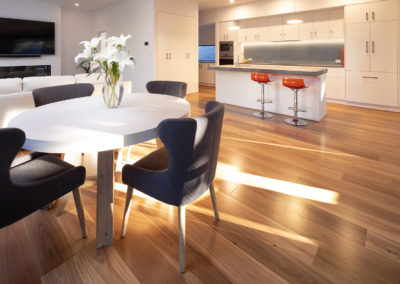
[96,150,115,248]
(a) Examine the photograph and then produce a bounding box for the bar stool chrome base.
[285,118,308,126]
[254,111,273,118]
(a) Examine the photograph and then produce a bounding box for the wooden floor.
[1,86,400,283]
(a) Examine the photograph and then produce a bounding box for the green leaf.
[112,62,120,82]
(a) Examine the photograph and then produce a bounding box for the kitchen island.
[209,64,328,121]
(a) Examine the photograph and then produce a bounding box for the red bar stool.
[282,77,308,126]
[251,73,273,118]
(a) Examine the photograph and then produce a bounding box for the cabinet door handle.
[366,41,369,53]
[362,76,378,79]
[372,41,375,53]
[372,11,375,21]
[166,53,168,60]
[366,12,369,21]
[169,53,172,60]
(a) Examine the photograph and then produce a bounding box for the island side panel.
[215,70,327,121]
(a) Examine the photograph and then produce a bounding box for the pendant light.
[228,0,240,30]
[287,0,303,24]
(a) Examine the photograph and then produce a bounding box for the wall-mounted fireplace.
[0,65,51,79]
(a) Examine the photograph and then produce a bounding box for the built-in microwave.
[220,41,233,52]
[219,41,234,65]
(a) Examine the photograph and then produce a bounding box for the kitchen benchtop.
[209,64,328,77]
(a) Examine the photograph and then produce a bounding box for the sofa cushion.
[23,76,76,91]
[0,78,23,95]
[75,73,105,84]
[75,73,105,96]
[0,91,35,128]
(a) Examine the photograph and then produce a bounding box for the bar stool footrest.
[288,107,307,112]
[284,118,308,126]
[257,99,273,104]
[254,112,273,119]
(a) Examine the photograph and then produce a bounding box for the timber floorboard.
[1,85,400,283]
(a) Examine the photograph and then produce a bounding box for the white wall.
[61,7,95,76]
[94,0,155,92]
[0,0,62,75]
[200,0,376,24]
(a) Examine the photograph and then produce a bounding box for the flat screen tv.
[0,17,55,57]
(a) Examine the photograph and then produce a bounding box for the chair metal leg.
[121,186,134,238]
[209,183,220,221]
[285,89,308,126]
[72,188,87,238]
[254,82,273,119]
[178,206,186,274]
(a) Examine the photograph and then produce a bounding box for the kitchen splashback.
[243,39,344,67]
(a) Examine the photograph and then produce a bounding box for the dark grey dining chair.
[146,80,187,99]
[0,128,87,238]
[32,83,94,107]
[121,101,224,273]
[32,83,94,208]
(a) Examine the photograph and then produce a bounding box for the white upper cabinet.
[299,13,314,40]
[369,0,397,22]
[282,15,300,41]
[313,10,330,39]
[236,7,344,43]
[328,9,344,39]
[238,20,248,42]
[219,21,238,42]
[345,0,397,23]
[246,18,268,42]
[298,8,343,40]
[345,3,369,23]
[265,16,283,41]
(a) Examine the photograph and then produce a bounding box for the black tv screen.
[0,17,55,57]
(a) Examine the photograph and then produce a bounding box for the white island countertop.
[209,64,328,77]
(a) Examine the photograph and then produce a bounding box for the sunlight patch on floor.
[189,204,318,247]
[225,137,356,158]
[216,163,339,204]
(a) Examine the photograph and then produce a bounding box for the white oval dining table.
[8,92,190,248]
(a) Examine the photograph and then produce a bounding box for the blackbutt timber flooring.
[1,86,399,283]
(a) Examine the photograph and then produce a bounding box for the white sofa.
[0,74,132,127]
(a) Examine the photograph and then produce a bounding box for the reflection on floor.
[1,86,399,283]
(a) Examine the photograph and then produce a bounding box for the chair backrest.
[158,101,224,205]
[0,128,25,187]
[32,83,94,107]
[146,80,187,98]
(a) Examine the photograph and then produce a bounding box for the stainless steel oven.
[219,41,234,65]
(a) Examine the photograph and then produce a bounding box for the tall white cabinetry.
[157,12,198,94]
[345,0,398,107]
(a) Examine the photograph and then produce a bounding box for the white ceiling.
[197,0,256,11]
[39,0,126,11]
[39,0,257,11]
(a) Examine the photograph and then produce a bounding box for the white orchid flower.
[115,50,135,72]
[107,34,132,48]
[80,36,101,49]
[74,46,92,63]
[93,45,115,62]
